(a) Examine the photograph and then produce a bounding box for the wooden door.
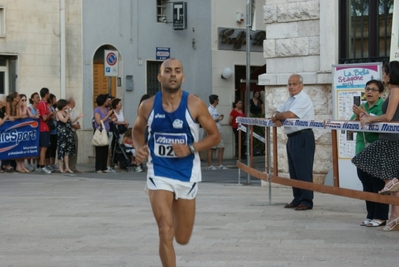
[93,63,116,108]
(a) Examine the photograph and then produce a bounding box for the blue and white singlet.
[147,91,201,182]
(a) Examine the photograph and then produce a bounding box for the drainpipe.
[60,0,66,98]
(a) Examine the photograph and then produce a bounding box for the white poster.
[332,63,382,190]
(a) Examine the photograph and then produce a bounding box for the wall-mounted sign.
[104,50,118,77]
[173,2,187,30]
[156,47,170,60]
[217,27,265,52]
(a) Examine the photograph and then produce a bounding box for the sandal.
[366,219,386,227]
[379,178,399,195]
[383,217,399,231]
[360,218,372,226]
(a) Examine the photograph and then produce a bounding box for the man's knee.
[175,235,190,245]
[158,223,174,243]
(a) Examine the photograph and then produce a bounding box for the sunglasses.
[365,87,379,92]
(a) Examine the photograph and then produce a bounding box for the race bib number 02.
[154,133,188,158]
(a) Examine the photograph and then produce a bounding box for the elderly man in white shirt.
[271,74,315,211]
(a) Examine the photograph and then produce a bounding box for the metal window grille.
[339,0,393,64]
[147,61,162,96]
[156,0,168,22]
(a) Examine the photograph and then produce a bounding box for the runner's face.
[158,59,185,92]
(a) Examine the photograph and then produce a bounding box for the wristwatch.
[188,144,196,154]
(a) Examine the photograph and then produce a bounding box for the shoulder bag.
[91,120,109,146]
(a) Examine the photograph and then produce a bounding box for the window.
[339,0,394,63]
[0,6,5,37]
[147,61,162,95]
[156,0,168,23]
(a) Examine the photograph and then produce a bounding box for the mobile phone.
[354,96,361,106]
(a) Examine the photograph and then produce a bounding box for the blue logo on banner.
[0,119,40,160]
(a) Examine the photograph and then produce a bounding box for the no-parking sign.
[104,50,118,77]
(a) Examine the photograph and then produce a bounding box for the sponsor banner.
[0,119,40,160]
[235,117,399,134]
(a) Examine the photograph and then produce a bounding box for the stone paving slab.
[0,171,398,267]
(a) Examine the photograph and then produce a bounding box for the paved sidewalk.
[1,167,398,267]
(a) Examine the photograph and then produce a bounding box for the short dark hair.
[209,94,219,104]
[56,99,68,111]
[96,94,107,106]
[366,79,384,93]
[47,94,56,104]
[40,87,49,98]
[111,98,121,109]
[383,61,399,85]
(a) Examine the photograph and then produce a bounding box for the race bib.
[154,132,187,158]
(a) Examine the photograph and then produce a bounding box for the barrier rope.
[235,117,399,206]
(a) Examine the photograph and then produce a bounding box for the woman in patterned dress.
[55,99,84,173]
[352,61,399,231]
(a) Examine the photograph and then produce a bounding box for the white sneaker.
[47,165,54,171]
[26,164,35,171]
[218,165,228,170]
[41,167,52,174]
[207,166,217,170]
[104,167,116,173]
[135,166,143,173]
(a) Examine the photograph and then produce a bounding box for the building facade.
[0,0,266,164]
[260,0,394,182]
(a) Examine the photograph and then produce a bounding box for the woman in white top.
[111,98,129,135]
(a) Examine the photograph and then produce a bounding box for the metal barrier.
[236,117,399,206]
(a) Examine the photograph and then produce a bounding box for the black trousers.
[95,145,108,171]
[357,168,389,220]
[232,128,245,157]
[286,130,315,208]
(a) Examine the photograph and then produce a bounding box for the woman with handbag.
[93,94,113,173]
[351,79,388,227]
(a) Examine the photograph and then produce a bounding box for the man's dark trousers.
[286,130,315,208]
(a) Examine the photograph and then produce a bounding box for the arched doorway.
[92,45,120,108]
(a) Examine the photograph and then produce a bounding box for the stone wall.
[260,0,336,182]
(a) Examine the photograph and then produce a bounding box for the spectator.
[271,74,315,211]
[67,97,81,173]
[351,80,388,227]
[37,88,54,174]
[352,61,399,231]
[229,99,245,157]
[0,99,9,173]
[26,92,41,171]
[6,92,28,172]
[250,91,264,117]
[93,94,113,173]
[207,94,227,170]
[45,94,58,171]
[55,99,84,173]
